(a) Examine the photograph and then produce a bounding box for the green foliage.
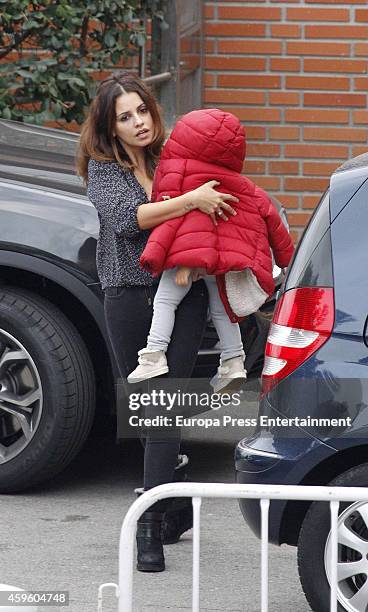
[0,0,165,125]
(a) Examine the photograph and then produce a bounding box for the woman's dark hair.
[77,71,165,183]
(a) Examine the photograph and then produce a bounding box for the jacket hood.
[161,109,246,173]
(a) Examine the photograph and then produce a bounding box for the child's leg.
[204,276,246,392]
[204,276,244,361]
[147,268,193,352]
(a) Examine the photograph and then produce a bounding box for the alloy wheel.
[0,328,43,463]
[325,501,368,612]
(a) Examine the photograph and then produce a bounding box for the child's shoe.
[127,348,168,383]
[210,355,247,394]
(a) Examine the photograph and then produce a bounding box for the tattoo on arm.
[184,202,195,212]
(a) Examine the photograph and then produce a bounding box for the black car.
[236,153,368,612]
[0,119,287,493]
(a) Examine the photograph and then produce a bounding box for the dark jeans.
[104,280,208,490]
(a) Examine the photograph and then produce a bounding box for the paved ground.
[0,379,311,612]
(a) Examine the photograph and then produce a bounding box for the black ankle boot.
[162,497,193,545]
[135,455,193,549]
[136,511,165,572]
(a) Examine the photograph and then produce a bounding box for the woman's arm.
[137,180,239,230]
[87,160,143,238]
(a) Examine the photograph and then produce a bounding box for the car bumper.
[235,396,336,545]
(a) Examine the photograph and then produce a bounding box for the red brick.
[218,40,282,54]
[304,93,366,107]
[303,195,322,209]
[355,43,368,56]
[243,160,266,174]
[3,50,37,62]
[304,127,368,142]
[246,127,267,140]
[213,0,267,2]
[304,58,367,73]
[270,58,301,72]
[18,101,41,111]
[247,176,281,190]
[355,78,368,90]
[247,144,281,157]
[218,6,281,20]
[205,39,215,53]
[91,70,111,81]
[45,120,80,133]
[303,162,340,175]
[305,25,368,39]
[269,92,300,105]
[306,0,367,4]
[270,161,299,174]
[286,109,349,123]
[270,24,301,38]
[286,75,350,90]
[204,4,214,19]
[270,126,300,140]
[291,230,301,245]
[205,23,265,37]
[353,110,368,124]
[288,212,313,227]
[204,89,265,104]
[205,55,266,72]
[218,75,281,89]
[285,144,349,159]
[356,9,368,22]
[287,7,349,21]
[204,73,215,87]
[285,177,329,191]
[221,107,281,122]
[205,57,268,71]
[274,194,299,209]
[287,41,350,56]
[352,145,368,156]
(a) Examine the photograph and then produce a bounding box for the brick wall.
[203,1,368,242]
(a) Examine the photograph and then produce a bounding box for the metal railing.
[97,482,368,612]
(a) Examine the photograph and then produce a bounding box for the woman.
[77,71,238,572]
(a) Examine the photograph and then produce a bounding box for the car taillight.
[261,287,335,396]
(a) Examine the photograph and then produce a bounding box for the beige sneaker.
[127,348,168,383]
[210,355,247,394]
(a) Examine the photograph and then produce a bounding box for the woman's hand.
[190,180,239,226]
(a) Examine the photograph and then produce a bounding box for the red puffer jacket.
[140,109,294,322]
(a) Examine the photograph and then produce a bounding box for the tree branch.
[79,15,89,57]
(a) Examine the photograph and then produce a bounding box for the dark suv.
[236,153,368,612]
[0,119,287,493]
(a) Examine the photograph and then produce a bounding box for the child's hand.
[175,266,192,286]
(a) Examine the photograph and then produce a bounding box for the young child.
[127,109,294,392]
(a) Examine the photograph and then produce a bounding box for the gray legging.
[147,268,244,362]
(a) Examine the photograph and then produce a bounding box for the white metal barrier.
[98,482,368,612]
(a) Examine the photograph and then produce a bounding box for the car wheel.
[0,287,95,492]
[297,464,368,612]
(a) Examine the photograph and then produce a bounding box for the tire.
[297,463,368,612]
[0,287,95,492]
